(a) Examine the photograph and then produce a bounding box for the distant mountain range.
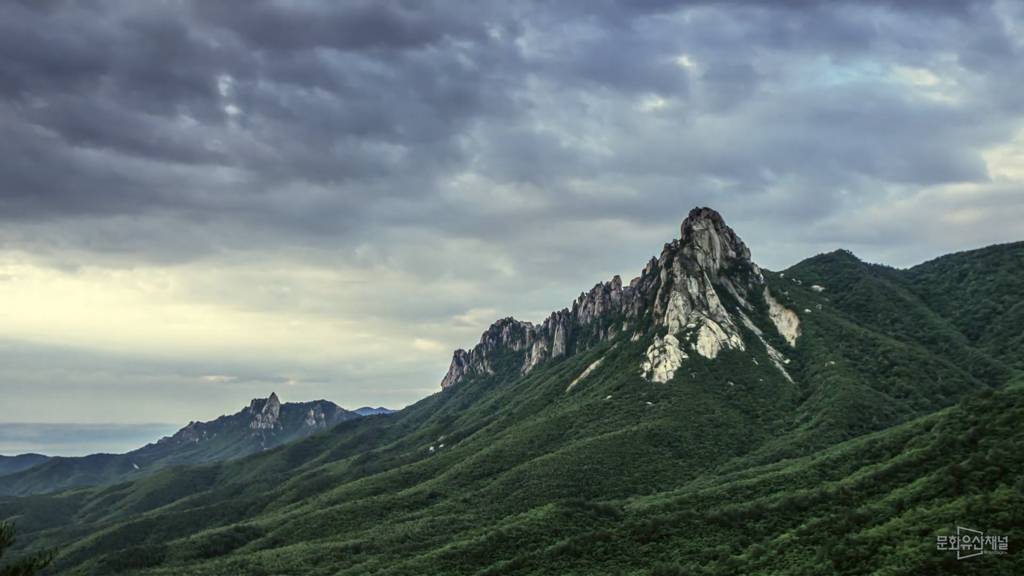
[2,208,1021,575]
[0,393,392,496]
[354,406,397,416]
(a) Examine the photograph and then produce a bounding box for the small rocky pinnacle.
[678,206,752,276]
[680,206,727,238]
[249,392,282,430]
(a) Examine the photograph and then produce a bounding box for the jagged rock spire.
[440,207,800,389]
[249,392,282,430]
[679,207,752,278]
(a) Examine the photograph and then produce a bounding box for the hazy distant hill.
[0,393,359,496]
[353,406,397,416]
[0,454,49,478]
[2,209,1021,575]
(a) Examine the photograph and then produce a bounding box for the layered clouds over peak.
[1,0,1023,422]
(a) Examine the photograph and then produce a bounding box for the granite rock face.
[641,334,688,383]
[440,207,800,389]
[678,206,752,279]
[764,287,801,347]
[249,392,282,430]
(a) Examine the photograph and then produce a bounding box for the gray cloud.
[3,0,1019,243]
[1,0,1022,426]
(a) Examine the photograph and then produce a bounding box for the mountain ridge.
[0,393,359,496]
[353,406,397,416]
[441,207,799,389]
[0,454,49,478]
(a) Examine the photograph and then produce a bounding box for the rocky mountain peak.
[679,206,752,278]
[440,207,801,389]
[249,392,282,430]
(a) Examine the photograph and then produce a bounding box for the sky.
[2,0,1023,453]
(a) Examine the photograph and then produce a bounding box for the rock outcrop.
[641,334,688,383]
[249,392,282,430]
[764,288,801,347]
[567,354,607,392]
[440,207,801,388]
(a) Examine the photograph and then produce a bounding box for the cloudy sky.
[2,0,1023,452]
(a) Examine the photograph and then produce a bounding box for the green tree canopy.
[0,521,51,576]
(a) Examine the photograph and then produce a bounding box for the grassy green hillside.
[1,245,1021,575]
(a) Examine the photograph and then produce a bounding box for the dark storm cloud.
[0,0,518,230]
[0,1,1021,276]
[2,0,1020,263]
[192,0,486,53]
[3,0,1024,423]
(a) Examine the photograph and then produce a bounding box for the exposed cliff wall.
[440,207,800,388]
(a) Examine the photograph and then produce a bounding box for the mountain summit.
[678,206,752,276]
[441,207,801,387]
[248,391,283,430]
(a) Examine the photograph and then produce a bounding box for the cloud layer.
[1,0,1022,429]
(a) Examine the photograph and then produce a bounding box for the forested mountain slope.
[2,209,1019,575]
